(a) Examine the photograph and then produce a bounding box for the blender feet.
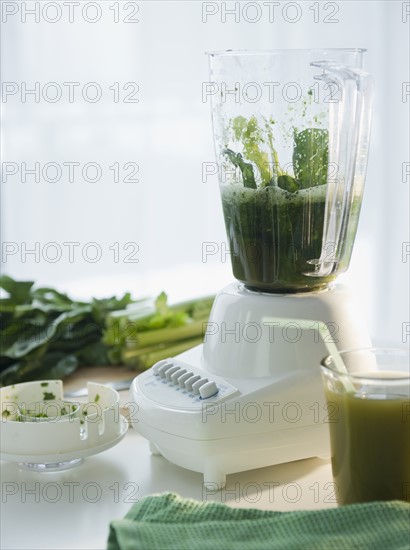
[203,467,226,491]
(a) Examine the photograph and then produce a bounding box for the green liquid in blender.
[221,184,361,293]
[326,389,410,505]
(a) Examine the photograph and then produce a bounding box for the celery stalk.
[125,319,206,349]
[122,336,204,369]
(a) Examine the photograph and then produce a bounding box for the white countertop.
[1,426,336,550]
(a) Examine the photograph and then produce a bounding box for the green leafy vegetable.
[223,149,256,189]
[277,174,299,193]
[231,115,272,186]
[223,115,329,192]
[0,276,214,386]
[103,295,215,370]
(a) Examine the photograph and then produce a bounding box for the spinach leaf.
[223,148,257,189]
[0,276,133,385]
[277,174,300,193]
[0,354,78,386]
[0,275,34,305]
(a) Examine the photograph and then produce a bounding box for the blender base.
[139,412,330,490]
[131,283,371,489]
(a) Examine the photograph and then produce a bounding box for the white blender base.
[145,433,329,490]
[131,283,370,489]
[137,391,330,490]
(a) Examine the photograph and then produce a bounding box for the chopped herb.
[43,392,56,400]
[40,382,49,387]
[94,394,100,403]
[2,410,10,417]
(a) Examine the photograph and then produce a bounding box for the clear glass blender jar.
[207,49,373,293]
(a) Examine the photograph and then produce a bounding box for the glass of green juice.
[321,348,410,505]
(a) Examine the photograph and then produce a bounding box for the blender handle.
[309,61,373,277]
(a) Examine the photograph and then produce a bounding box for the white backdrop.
[1,1,409,346]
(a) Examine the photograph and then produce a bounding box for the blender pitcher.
[207,49,373,293]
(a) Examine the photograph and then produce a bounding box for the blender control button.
[192,378,208,395]
[178,372,194,388]
[158,363,173,378]
[152,359,168,375]
[171,368,186,384]
[185,375,201,392]
[165,366,180,381]
[200,382,219,399]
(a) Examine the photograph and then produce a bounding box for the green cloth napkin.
[107,493,410,550]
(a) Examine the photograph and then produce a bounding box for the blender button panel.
[140,364,238,409]
[192,378,208,395]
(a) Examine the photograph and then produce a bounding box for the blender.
[131,49,373,489]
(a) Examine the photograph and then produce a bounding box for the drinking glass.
[321,348,410,505]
